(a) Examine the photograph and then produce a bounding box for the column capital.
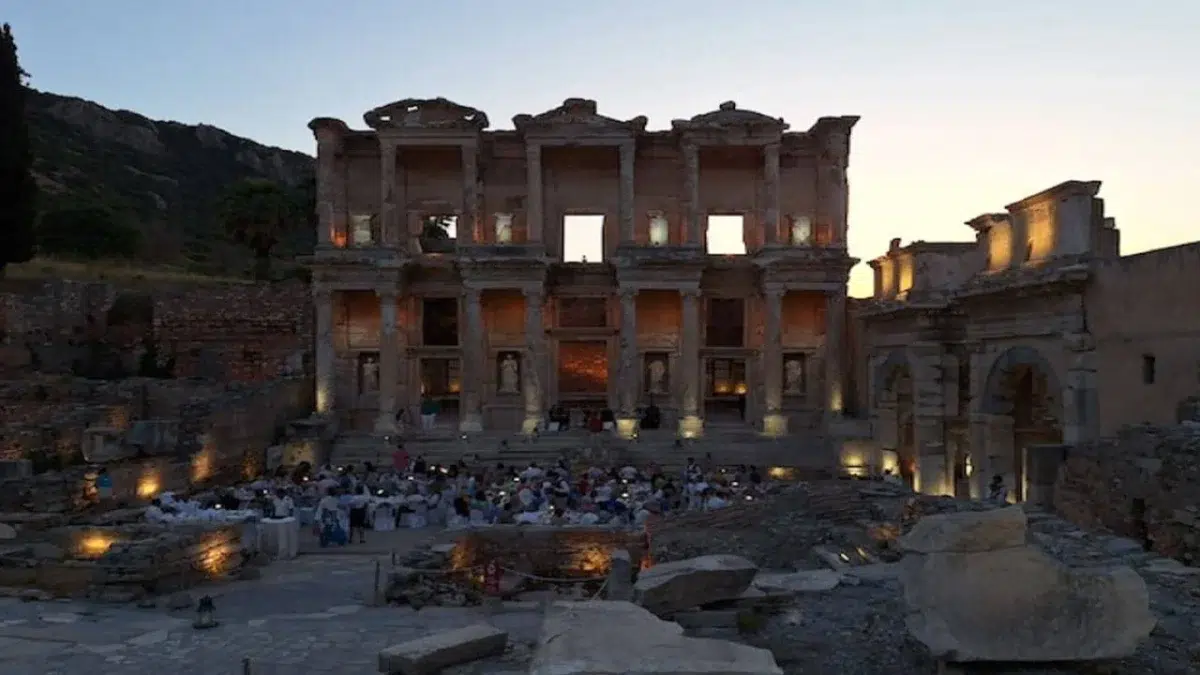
[525,141,542,158]
[522,287,545,302]
[375,286,399,301]
[618,287,639,301]
[312,284,333,301]
[461,286,482,304]
[680,288,702,300]
[763,286,786,302]
[764,142,781,160]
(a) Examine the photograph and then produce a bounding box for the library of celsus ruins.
[306,97,858,437]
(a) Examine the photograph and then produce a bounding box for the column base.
[677,415,704,439]
[616,417,639,440]
[373,413,397,434]
[521,415,541,436]
[458,415,483,434]
[915,455,953,497]
[761,413,788,438]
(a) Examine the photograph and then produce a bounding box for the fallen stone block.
[530,601,781,675]
[605,549,634,601]
[378,623,508,675]
[752,569,841,594]
[672,609,741,630]
[900,508,1156,663]
[900,505,1027,554]
[634,554,757,615]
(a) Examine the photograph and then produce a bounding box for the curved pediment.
[513,98,647,136]
[363,98,489,131]
[672,101,789,133]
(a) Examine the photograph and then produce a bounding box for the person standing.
[420,396,440,431]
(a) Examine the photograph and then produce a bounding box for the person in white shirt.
[271,489,295,518]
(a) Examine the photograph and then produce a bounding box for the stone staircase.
[329,426,838,473]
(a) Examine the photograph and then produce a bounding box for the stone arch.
[871,348,911,407]
[978,344,1065,502]
[980,345,1064,417]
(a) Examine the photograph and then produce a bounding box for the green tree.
[0,24,37,278]
[216,178,298,279]
[38,206,141,259]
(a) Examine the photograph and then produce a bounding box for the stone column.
[522,288,545,435]
[460,142,479,246]
[313,284,335,414]
[909,342,949,495]
[1063,332,1099,445]
[379,139,398,247]
[678,289,703,437]
[619,141,636,244]
[823,290,846,420]
[526,142,543,243]
[682,143,701,246]
[459,288,485,433]
[967,412,990,499]
[763,143,781,247]
[762,287,785,436]
[314,133,339,247]
[375,287,400,433]
[616,287,639,438]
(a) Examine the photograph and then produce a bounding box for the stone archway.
[980,345,1064,502]
[872,350,915,488]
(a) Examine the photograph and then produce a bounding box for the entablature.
[513,98,646,142]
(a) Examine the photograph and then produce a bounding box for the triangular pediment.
[672,101,789,133]
[363,98,489,131]
[513,98,647,136]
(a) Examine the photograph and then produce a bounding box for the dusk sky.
[7,1,1198,297]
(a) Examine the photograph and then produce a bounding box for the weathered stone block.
[377,623,507,675]
[899,505,1027,554]
[633,554,757,615]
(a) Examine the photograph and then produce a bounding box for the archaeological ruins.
[306,97,858,439]
[859,179,1200,502]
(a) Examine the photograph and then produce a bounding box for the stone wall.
[1053,424,1200,565]
[451,526,645,577]
[0,377,313,511]
[0,279,311,382]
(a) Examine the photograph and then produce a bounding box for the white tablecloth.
[257,517,300,560]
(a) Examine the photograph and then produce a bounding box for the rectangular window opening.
[422,297,459,346]
[563,214,605,263]
[1142,354,1156,385]
[705,298,745,347]
[421,215,457,253]
[706,215,746,255]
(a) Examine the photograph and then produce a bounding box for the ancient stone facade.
[307,97,858,437]
[857,180,1200,500]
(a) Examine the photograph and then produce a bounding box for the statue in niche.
[784,358,805,394]
[648,212,669,246]
[647,358,667,395]
[359,354,380,393]
[498,353,521,394]
[494,212,514,244]
[790,215,812,246]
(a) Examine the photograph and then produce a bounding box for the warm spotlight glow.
[767,466,795,480]
[136,472,161,499]
[77,533,117,558]
[616,418,638,440]
[678,415,703,439]
[191,448,213,483]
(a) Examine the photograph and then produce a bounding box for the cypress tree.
[0,23,37,277]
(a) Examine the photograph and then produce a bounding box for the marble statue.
[648,213,669,246]
[648,359,667,394]
[784,358,804,394]
[790,215,812,246]
[494,212,514,244]
[360,356,380,393]
[499,354,520,394]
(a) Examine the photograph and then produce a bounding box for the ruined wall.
[452,526,646,577]
[1089,243,1200,433]
[1053,424,1200,565]
[0,279,311,382]
[0,377,313,511]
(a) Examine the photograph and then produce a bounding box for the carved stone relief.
[790,215,812,246]
[644,353,671,396]
[497,351,521,395]
[783,353,808,395]
[358,352,380,393]
[494,212,514,244]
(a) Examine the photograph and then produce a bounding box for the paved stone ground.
[0,531,536,675]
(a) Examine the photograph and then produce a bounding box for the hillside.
[24,89,316,275]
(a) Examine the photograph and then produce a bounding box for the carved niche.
[783,353,808,396]
[363,98,490,131]
[494,213,514,244]
[643,353,670,396]
[513,98,648,135]
[357,352,380,394]
[789,215,812,246]
[496,351,522,395]
[647,211,670,246]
